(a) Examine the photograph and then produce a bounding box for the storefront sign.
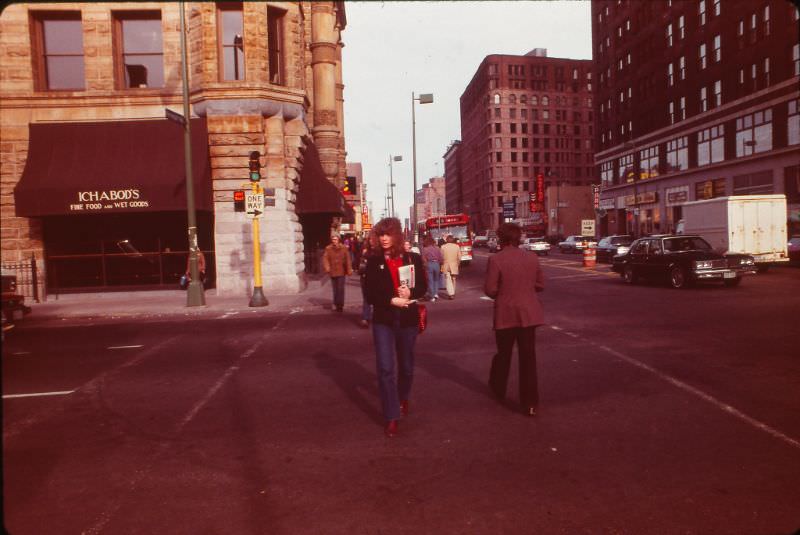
[625,191,658,206]
[69,189,150,211]
[666,186,689,206]
[598,198,616,210]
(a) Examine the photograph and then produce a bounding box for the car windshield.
[611,237,632,245]
[663,237,712,252]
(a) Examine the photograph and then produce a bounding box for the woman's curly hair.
[371,217,405,257]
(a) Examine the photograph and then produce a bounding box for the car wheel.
[669,266,688,289]
[623,265,637,284]
[723,277,742,287]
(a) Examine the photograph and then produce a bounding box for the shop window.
[736,109,772,156]
[695,178,727,199]
[697,124,725,166]
[618,153,634,183]
[793,44,800,76]
[218,3,244,81]
[733,171,773,195]
[30,12,85,90]
[113,11,164,89]
[267,6,285,85]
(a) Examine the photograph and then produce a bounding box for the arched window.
[509,94,517,105]
[493,93,501,104]
[531,95,538,106]
[520,95,527,105]
[542,96,549,106]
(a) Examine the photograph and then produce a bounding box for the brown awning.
[296,141,352,221]
[14,118,212,217]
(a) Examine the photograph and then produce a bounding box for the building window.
[697,124,725,166]
[695,178,727,199]
[668,64,674,86]
[700,87,708,112]
[494,123,501,133]
[113,11,164,89]
[713,0,721,15]
[713,34,721,62]
[601,161,614,186]
[714,80,722,106]
[699,43,707,69]
[763,5,770,36]
[218,3,244,81]
[733,171,773,195]
[494,93,500,104]
[666,23,673,47]
[790,99,800,146]
[763,57,770,86]
[669,101,675,124]
[680,97,686,120]
[793,44,800,76]
[619,153,634,183]
[31,12,85,90]
[267,7,285,85]
[542,96,549,106]
[639,146,659,179]
[699,0,706,25]
[666,136,689,172]
[736,108,772,157]
[494,108,501,118]
[679,56,686,79]
[679,15,685,39]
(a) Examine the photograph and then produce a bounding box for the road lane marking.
[3,390,74,399]
[549,325,800,451]
[542,263,618,277]
[217,311,239,319]
[107,345,143,350]
[548,272,611,280]
[84,316,292,535]
[11,351,30,356]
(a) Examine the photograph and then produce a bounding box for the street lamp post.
[389,155,402,217]
[411,92,433,242]
[179,1,204,307]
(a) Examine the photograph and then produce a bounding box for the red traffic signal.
[233,190,245,212]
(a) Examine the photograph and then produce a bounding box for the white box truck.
[677,194,789,271]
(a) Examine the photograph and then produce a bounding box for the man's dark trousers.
[331,276,345,310]
[489,326,539,409]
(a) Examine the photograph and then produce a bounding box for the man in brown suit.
[323,233,352,312]
[484,223,545,415]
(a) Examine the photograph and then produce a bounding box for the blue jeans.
[331,276,345,309]
[372,318,418,421]
[426,261,440,299]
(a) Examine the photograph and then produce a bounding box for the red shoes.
[384,419,398,437]
[400,400,409,417]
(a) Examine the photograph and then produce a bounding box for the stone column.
[310,1,340,185]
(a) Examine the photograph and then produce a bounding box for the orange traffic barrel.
[583,245,596,268]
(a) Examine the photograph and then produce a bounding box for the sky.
[341,0,593,226]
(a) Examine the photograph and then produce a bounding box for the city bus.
[419,214,473,264]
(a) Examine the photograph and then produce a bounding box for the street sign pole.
[248,180,268,307]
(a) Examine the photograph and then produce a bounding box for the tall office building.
[456,50,595,234]
[592,0,800,236]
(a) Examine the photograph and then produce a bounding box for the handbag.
[179,274,189,290]
[417,303,427,334]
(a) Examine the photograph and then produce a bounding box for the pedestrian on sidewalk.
[440,235,460,299]
[363,217,427,437]
[322,233,352,312]
[484,222,545,416]
[421,235,443,301]
[358,234,374,328]
[183,250,206,288]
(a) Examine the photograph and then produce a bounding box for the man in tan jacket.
[440,235,461,299]
[323,233,352,312]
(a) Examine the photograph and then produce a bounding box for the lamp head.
[418,93,434,104]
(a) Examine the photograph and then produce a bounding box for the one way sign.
[245,191,264,218]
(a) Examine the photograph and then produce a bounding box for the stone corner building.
[0,2,350,297]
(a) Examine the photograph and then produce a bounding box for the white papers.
[398,264,415,288]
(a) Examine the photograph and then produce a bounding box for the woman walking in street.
[363,218,427,437]
[421,235,443,301]
[484,222,545,416]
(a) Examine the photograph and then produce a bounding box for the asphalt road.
[3,251,799,535]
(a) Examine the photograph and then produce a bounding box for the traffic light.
[342,175,357,196]
[233,190,245,212]
[248,151,261,182]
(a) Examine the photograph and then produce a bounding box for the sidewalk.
[13,273,367,327]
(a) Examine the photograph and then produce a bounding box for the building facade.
[414,176,446,223]
[442,140,463,216]
[456,49,596,235]
[592,0,800,237]
[0,1,349,297]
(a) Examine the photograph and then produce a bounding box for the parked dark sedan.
[611,235,756,288]
[596,235,633,263]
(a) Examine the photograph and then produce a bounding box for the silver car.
[523,237,550,256]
